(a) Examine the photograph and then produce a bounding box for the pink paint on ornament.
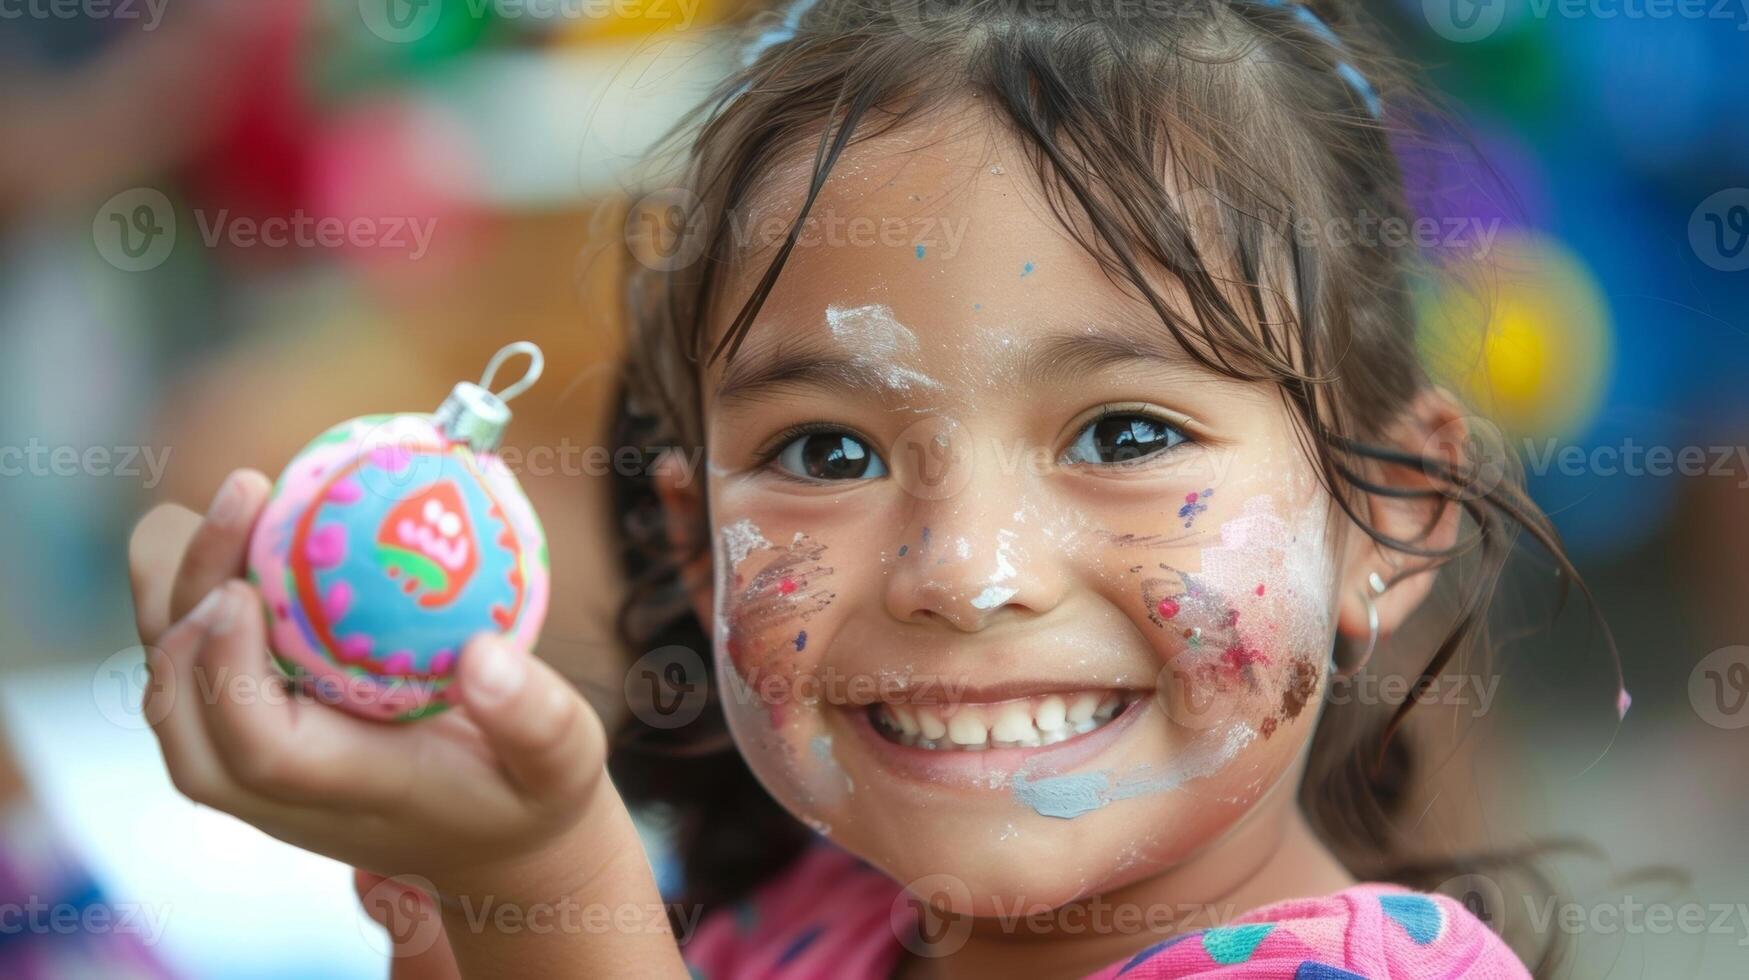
[322,581,353,622]
[327,478,363,504]
[367,445,413,471]
[305,523,348,568]
[337,635,373,661]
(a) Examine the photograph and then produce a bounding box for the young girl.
[128,0,1587,976]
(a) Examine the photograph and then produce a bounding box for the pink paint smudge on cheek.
[1221,644,1271,673]
[717,531,837,726]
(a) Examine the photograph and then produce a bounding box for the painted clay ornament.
[246,343,550,721]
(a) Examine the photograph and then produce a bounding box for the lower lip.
[841,695,1151,788]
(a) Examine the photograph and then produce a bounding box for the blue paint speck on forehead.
[915,244,926,259]
[794,630,808,651]
[898,544,908,556]
[1021,260,1035,277]
[1011,770,1112,819]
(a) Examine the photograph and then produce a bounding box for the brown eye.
[1062,414,1187,466]
[773,431,887,481]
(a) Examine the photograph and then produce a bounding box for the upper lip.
[861,679,1151,707]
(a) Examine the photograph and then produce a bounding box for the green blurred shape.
[310,0,507,102]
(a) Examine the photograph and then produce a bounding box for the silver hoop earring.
[1337,572,1389,677]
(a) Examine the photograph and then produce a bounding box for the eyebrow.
[712,319,1204,410]
[714,333,927,410]
[1017,327,1204,385]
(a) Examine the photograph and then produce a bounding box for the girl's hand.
[127,469,615,903]
[356,868,461,980]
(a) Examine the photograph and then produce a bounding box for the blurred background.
[0,0,1745,976]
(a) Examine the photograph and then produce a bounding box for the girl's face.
[691,119,1349,912]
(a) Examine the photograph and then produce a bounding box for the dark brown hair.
[604,0,1598,971]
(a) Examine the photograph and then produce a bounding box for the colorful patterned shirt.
[683,844,1529,979]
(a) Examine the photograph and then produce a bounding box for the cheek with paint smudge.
[1144,569,1324,737]
[1125,497,1333,738]
[720,531,838,722]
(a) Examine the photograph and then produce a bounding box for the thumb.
[454,634,607,808]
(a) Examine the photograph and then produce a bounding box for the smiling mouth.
[868,690,1143,751]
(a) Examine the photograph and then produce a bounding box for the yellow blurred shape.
[1417,231,1612,440]
[553,0,733,43]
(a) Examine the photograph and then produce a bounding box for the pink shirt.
[684,844,1529,979]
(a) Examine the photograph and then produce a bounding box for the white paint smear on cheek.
[825,304,942,391]
[721,518,772,567]
[1197,494,1335,647]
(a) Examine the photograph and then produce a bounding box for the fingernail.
[207,475,243,527]
[185,587,226,629]
[470,640,525,705]
[207,587,240,636]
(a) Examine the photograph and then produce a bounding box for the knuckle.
[167,762,222,806]
[232,744,301,796]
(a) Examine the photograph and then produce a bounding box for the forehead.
[704,108,1193,398]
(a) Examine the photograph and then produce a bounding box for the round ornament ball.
[246,343,550,721]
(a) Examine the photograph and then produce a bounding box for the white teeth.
[871,691,1135,751]
[1067,693,1099,724]
[918,710,947,741]
[1035,695,1067,731]
[948,710,989,747]
[892,704,920,737]
[991,703,1035,743]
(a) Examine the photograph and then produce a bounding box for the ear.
[1334,388,1468,671]
[651,450,715,634]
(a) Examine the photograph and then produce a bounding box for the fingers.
[186,583,505,816]
[128,468,273,646]
[192,580,417,810]
[143,588,243,807]
[129,503,200,644]
[355,869,460,978]
[170,469,273,625]
[454,634,607,809]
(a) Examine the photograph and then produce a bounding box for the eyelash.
[1061,405,1195,468]
[755,408,1195,482]
[753,421,882,483]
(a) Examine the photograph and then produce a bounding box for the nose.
[882,439,1068,631]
